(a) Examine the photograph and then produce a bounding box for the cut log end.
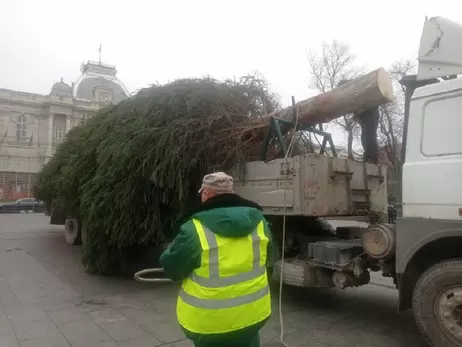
[377,68,395,103]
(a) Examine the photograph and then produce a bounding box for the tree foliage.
[35,76,279,274]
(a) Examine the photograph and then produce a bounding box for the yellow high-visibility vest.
[177,218,271,334]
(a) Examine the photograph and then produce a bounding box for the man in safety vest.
[160,172,273,347]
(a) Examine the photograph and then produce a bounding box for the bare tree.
[375,60,415,201]
[377,59,415,167]
[390,60,415,94]
[307,40,360,158]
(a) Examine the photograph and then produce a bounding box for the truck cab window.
[422,95,462,157]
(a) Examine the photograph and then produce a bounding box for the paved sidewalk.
[0,215,425,347]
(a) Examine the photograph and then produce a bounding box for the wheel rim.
[64,218,79,244]
[435,285,462,346]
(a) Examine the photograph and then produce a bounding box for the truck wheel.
[64,218,82,246]
[413,259,462,347]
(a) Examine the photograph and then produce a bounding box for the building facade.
[0,61,128,200]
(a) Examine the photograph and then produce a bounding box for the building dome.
[72,61,129,104]
[50,78,72,96]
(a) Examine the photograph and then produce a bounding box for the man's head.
[198,172,234,203]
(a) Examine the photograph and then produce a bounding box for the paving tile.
[6,307,47,325]
[103,296,146,311]
[89,309,151,342]
[97,319,151,342]
[117,337,163,347]
[11,316,63,342]
[0,278,22,309]
[48,308,90,325]
[118,307,165,327]
[304,327,354,347]
[269,332,332,347]
[73,297,110,313]
[0,339,21,347]
[118,307,179,342]
[145,298,176,314]
[57,320,112,346]
[89,309,127,323]
[364,333,409,347]
[19,335,71,347]
[138,297,176,323]
[97,342,119,347]
[161,340,194,347]
[128,287,177,305]
[299,342,331,347]
[37,299,78,312]
[142,320,185,344]
[0,312,20,346]
[261,342,287,347]
[260,325,281,341]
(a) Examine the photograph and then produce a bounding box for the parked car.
[0,198,45,214]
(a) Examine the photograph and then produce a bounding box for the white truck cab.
[403,78,462,221]
[394,16,462,347]
[403,16,462,221]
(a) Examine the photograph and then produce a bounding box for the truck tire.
[413,259,462,347]
[64,218,82,246]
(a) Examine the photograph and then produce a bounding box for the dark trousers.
[192,332,260,347]
[357,107,379,164]
[182,316,268,347]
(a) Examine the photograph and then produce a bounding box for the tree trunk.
[266,68,394,126]
[347,128,354,159]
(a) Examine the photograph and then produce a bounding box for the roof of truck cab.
[412,77,462,100]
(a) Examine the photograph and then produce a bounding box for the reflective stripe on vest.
[187,226,266,288]
[179,285,269,309]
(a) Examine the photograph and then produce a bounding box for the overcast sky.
[1,0,461,146]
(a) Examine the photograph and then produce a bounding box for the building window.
[53,127,63,140]
[16,115,27,139]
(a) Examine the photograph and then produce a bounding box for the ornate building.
[0,61,129,200]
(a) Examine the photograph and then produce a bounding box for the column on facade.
[66,115,71,133]
[47,114,54,156]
